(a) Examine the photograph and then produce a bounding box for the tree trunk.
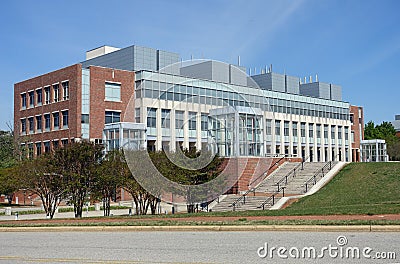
[103,197,111,216]
[187,204,195,213]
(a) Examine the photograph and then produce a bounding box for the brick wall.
[350,105,364,162]
[88,66,135,139]
[14,64,82,153]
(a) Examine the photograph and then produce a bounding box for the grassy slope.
[281,162,400,215]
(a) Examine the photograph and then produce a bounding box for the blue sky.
[1,0,400,131]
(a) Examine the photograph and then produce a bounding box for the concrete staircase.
[210,161,338,212]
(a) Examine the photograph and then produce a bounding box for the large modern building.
[14,44,363,162]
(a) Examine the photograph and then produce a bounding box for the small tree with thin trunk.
[94,149,126,216]
[52,141,103,218]
[15,155,66,219]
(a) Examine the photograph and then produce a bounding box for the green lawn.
[281,162,400,215]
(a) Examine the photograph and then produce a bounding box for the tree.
[94,150,127,216]
[148,149,223,213]
[0,130,17,169]
[16,155,67,219]
[364,120,399,160]
[52,141,103,218]
[0,167,21,205]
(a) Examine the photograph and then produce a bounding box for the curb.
[1,225,400,232]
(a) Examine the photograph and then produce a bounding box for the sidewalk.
[0,208,131,221]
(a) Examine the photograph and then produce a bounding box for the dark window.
[62,110,69,128]
[21,93,27,108]
[44,87,50,104]
[44,141,51,153]
[147,108,157,128]
[21,119,26,133]
[81,114,89,124]
[161,109,170,128]
[53,84,60,102]
[28,117,34,132]
[44,114,51,131]
[105,111,121,124]
[189,112,197,130]
[61,139,69,146]
[201,113,208,131]
[36,89,43,105]
[53,112,60,129]
[175,110,184,129]
[62,81,69,100]
[36,142,42,156]
[36,116,42,131]
[28,91,34,107]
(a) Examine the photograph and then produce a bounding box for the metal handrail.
[229,155,286,209]
[273,155,310,192]
[248,155,286,187]
[230,155,310,211]
[258,191,279,210]
[303,161,333,193]
[257,155,311,210]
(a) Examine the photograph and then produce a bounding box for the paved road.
[0,231,399,264]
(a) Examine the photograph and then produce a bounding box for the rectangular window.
[338,126,342,139]
[189,112,197,130]
[316,124,321,138]
[21,93,27,109]
[62,110,69,128]
[135,108,140,123]
[28,143,34,159]
[36,89,43,105]
[21,119,26,134]
[309,123,314,138]
[62,81,69,100]
[28,117,34,133]
[284,121,290,136]
[61,139,69,146]
[36,142,42,156]
[324,125,329,139]
[53,140,59,149]
[44,87,50,104]
[301,122,306,137]
[81,114,89,124]
[28,91,34,107]
[53,84,60,102]
[331,126,336,142]
[266,119,272,135]
[175,110,184,129]
[351,131,355,143]
[36,116,42,132]
[147,108,157,128]
[44,114,50,131]
[44,141,51,153]
[105,111,121,124]
[105,82,121,102]
[53,112,60,129]
[201,113,208,131]
[161,109,171,128]
[292,122,298,137]
[275,120,281,136]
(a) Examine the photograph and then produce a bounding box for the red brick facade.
[350,105,364,162]
[87,66,135,139]
[14,64,135,156]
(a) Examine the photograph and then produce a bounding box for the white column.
[156,108,162,151]
[183,111,189,150]
[170,110,176,152]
